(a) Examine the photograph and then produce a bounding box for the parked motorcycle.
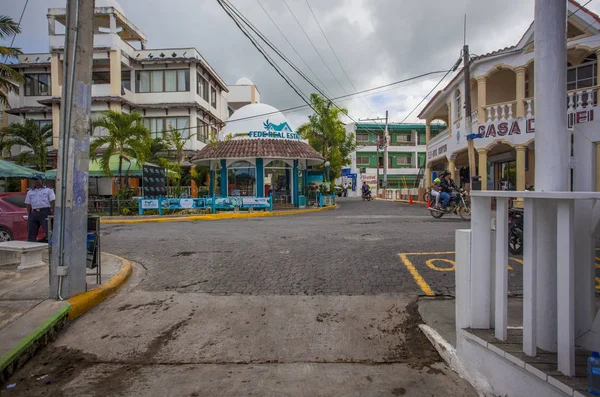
[362,190,372,201]
[429,188,471,221]
[508,208,523,255]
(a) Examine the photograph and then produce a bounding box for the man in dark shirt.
[439,171,453,209]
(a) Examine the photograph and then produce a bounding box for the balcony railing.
[483,101,517,123]
[428,128,450,146]
[524,86,598,118]
[457,190,600,377]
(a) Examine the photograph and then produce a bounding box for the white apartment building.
[2,0,259,163]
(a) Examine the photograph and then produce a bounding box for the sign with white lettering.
[141,199,159,209]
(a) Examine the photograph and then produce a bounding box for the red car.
[0,193,46,242]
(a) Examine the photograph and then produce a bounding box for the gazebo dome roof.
[221,103,295,140]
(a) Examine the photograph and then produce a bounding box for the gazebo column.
[209,170,215,196]
[293,160,299,207]
[256,158,264,197]
[220,159,228,197]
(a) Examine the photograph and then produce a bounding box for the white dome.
[221,103,298,141]
[235,77,254,86]
[96,0,125,15]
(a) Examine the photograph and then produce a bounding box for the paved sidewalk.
[0,253,123,381]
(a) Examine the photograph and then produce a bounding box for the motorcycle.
[429,188,471,221]
[508,208,523,255]
[362,190,372,201]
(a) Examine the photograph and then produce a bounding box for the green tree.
[0,120,52,171]
[90,110,150,189]
[297,93,356,181]
[146,137,168,164]
[164,125,191,165]
[0,16,24,107]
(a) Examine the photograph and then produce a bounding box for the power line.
[281,0,349,97]
[255,0,333,98]
[2,0,29,64]
[304,0,377,116]
[217,0,314,111]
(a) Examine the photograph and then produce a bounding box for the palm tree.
[0,120,52,171]
[0,16,24,107]
[91,110,151,189]
[164,125,191,165]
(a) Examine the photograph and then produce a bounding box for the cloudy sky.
[2,0,599,128]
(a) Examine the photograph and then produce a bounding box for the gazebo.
[192,103,324,208]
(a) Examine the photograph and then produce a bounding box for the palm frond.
[0,16,21,39]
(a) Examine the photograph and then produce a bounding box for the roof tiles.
[192,139,324,161]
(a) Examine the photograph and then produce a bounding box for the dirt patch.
[391,387,406,395]
[0,346,97,397]
[427,367,445,375]
[383,301,441,369]
[316,312,340,324]
[117,300,166,312]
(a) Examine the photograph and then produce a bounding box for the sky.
[2,0,599,129]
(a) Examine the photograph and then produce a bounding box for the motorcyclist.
[439,171,454,210]
[431,175,442,208]
[361,181,370,197]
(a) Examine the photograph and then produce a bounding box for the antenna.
[464,14,467,46]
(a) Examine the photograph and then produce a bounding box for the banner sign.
[241,197,271,208]
[141,199,159,209]
[142,165,166,198]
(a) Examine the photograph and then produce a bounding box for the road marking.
[398,251,456,256]
[398,253,435,296]
[425,258,455,272]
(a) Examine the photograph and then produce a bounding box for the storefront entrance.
[264,160,293,209]
[494,160,516,191]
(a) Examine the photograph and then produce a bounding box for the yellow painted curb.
[67,253,133,320]
[100,205,337,225]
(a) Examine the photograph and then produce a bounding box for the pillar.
[476,76,487,123]
[20,179,27,193]
[209,169,215,196]
[50,54,63,148]
[516,146,527,191]
[596,143,600,192]
[477,149,488,190]
[425,167,432,189]
[449,159,457,182]
[109,50,121,112]
[191,180,198,198]
[220,159,227,197]
[256,158,264,197]
[533,0,568,352]
[293,160,299,207]
[515,67,527,118]
[425,120,432,188]
[446,101,453,128]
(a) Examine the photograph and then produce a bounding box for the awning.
[0,159,45,179]
[45,156,176,178]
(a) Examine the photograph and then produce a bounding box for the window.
[121,70,131,91]
[136,70,190,93]
[24,74,51,96]
[210,126,217,138]
[356,156,370,165]
[211,86,217,108]
[567,53,597,91]
[397,156,412,166]
[356,133,369,142]
[395,134,411,142]
[92,71,110,84]
[143,117,190,139]
[455,89,461,119]
[197,119,209,142]
[27,119,52,130]
[197,74,209,101]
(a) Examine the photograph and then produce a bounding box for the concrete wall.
[487,69,517,105]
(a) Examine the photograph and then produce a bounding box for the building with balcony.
[345,122,446,196]
[419,0,600,192]
[2,0,259,163]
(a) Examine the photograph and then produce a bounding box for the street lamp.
[325,161,330,182]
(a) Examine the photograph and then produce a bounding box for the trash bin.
[471,176,482,191]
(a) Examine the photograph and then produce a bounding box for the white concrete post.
[455,229,472,331]
[470,196,492,328]
[523,198,538,356]
[494,198,509,341]
[556,199,575,376]
[533,0,568,352]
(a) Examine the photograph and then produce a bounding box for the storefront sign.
[180,199,194,208]
[362,174,378,189]
[141,199,159,209]
[247,120,301,140]
[427,144,447,161]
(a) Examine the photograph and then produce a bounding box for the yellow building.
[419,0,600,192]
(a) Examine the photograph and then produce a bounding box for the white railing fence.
[484,101,517,123]
[457,190,600,377]
[524,86,598,118]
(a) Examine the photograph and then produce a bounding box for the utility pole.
[383,110,389,197]
[50,0,94,300]
[463,45,477,188]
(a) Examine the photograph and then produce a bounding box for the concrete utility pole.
[463,45,477,187]
[533,0,568,351]
[50,0,94,299]
[383,110,389,195]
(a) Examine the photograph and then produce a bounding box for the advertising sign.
[142,165,166,197]
[241,197,271,208]
[180,199,194,208]
[361,173,378,189]
[141,199,159,209]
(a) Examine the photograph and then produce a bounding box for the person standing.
[342,181,348,197]
[25,176,55,242]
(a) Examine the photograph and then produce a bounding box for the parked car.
[0,193,46,242]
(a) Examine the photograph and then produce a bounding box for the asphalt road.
[100,197,489,296]
[5,198,487,397]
